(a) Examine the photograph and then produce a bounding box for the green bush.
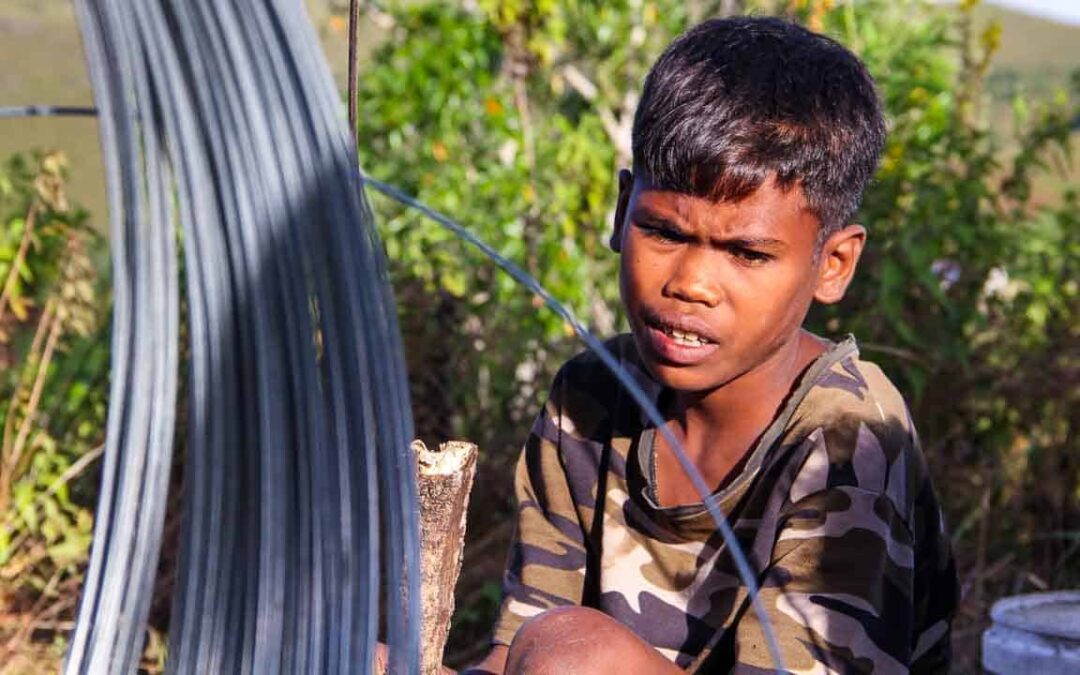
[0,152,110,667]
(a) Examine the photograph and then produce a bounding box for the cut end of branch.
[413,440,478,476]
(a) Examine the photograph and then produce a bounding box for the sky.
[987,0,1080,25]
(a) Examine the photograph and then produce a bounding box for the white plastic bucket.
[982,591,1080,674]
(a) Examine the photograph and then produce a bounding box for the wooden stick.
[413,440,478,675]
[347,0,361,137]
[374,441,478,674]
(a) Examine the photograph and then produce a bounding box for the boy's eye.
[638,224,684,244]
[730,247,773,265]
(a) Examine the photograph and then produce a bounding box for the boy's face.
[611,170,865,394]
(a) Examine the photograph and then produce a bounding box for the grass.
[0,2,105,227]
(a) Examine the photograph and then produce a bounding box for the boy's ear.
[610,169,634,253]
[814,224,866,305]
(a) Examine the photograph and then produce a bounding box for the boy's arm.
[729,483,957,674]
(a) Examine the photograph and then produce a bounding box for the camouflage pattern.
[492,335,958,673]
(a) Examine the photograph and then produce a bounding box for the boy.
[468,15,958,674]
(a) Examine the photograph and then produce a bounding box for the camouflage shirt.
[493,334,958,673]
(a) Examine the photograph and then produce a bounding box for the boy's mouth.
[640,312,721,366]
[642,311,720,344]
[658,324,712,347]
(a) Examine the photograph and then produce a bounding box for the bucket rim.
[990,591,1080,641]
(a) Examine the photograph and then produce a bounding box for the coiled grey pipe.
[68,0,420,673]
[65,1,180,671]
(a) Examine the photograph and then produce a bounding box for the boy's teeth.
[669,328,707,346]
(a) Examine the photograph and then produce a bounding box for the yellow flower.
[980,22,1002,57]
[431,141,449,162]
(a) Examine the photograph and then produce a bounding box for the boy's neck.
[665,329,825,461]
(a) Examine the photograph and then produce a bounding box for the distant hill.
[975,2,1080,114]
[969,3,1079,200]
[979,2,1080,74]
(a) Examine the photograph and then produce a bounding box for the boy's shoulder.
[790,340,918,451]
[781,340,935,527]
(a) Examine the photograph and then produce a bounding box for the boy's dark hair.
[632,16,886,238]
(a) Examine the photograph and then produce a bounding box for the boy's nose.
[661,249,722,308]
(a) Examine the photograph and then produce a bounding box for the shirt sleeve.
[491,370,589,647]
[730,485,926,674]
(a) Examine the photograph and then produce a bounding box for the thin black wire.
[0,105,97,118]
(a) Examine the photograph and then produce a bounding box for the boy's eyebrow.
[712,235,788,250]
[631,208,788,249]
[631,209,685,231]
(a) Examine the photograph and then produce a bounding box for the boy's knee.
[505,606,674,675]
[506,607,623,674]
